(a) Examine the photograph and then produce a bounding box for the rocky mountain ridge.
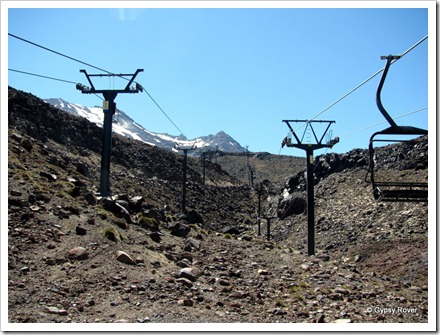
[44,98,246,154]
[6,87,430,327]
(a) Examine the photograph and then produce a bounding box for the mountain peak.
[44,98,246,154]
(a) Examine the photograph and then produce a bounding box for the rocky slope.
[6,87,429,326]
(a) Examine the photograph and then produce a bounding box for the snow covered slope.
[44,98,246,154]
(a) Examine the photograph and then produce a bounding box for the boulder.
[179,267,201,282]
[76,162,91,177]
[83,192,97,206]
[277,194,306,219]
[169,222,191,237]
[115,251,135,265]
[100,198,132,224]
[185,210,204,224]
[67,247,89,261]
[75,225,87,236]
[222,226,240,235]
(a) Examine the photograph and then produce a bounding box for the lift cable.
[279,35,428,155]
[9,33,187,138]
[8,33,111,74]
[8,68,104,101]
[142,89,186,138]
[340,107,427,138]
[307,35,428,123]
[8,68,77,85]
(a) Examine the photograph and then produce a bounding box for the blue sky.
[4,2,433,155]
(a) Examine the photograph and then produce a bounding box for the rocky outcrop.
[277,194,306,219]
[279,136,427,218]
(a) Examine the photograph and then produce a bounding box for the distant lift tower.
[77,69,143,197]
[281,119,339,256]
[174,144,197,213]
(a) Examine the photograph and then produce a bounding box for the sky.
[3,1,434,156]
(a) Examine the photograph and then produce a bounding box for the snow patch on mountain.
[44,98,246,154]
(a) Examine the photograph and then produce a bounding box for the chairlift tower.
[281,119,339,256]
[175,144,197,213]
[76,69,143,197]
[245,146,254,188]
[255,182,265,236]
[200,151,207,185]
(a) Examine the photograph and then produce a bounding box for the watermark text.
[365,306,418,315]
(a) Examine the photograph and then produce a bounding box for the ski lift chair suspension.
[365,55,428,202]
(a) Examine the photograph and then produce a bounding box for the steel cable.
[8,33,187,138]
[279,35,428,154]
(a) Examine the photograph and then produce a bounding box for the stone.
[39,171,57,182]
[115,203,132,224]
[179,267,201,282]
[46,306,59,314]
[115,251,135,265]
[142,208,164,221]
[115,220,129,230]
[149,231,162,243]
[58,209,70,219]
[222,226,240,235]
[334,319,352,323]
[45,257,56,266]
[21,139,33,152]
[150,260,161,268]
[101,198,132,223]
[30,205,40,212]
[277,195,306,219]
[84,192,97,206]
[188,237,202,249]
[129,196,144,211]
[67,247,89,261]
[76,162,90,177]
[9,197,29,208]
[300,264,310,271]
[334,287,350,295]
[176,277,193,288]
[164,253,177,262]
[46,306,67,315]
[258,269,270,276]
[318,255,330,262]
[176,259,191,268]
[184,237,201,251]
[58,309,68,316]
[10,190,22,196]
[218,279,230,286]
[241,234,252,241]
[185,210,204,224]
[75,225,87,236]
[135,257,144,264]
[169,222,191,237]
[229,290,247,299]
[177,299,194,307]
[11,133,23,142]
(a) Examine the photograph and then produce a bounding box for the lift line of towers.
[76,53,427,256]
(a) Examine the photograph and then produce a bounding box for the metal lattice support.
[76,69,143,197]
[281,119,339,256]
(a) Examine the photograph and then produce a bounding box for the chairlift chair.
[365,55,428,202]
